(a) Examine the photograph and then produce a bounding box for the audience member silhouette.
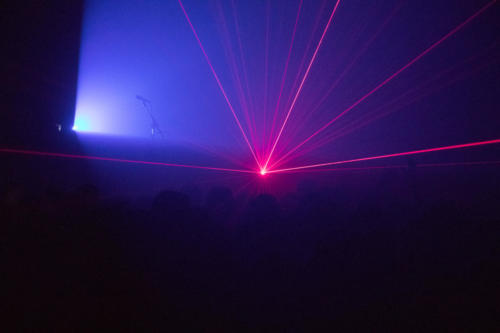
[2,177,499,331]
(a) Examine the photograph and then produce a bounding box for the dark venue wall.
[0,1,87,191]
[0,0,83,147]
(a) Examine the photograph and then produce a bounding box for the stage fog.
[73,0,498,180]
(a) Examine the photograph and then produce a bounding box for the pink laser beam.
[269,2,402,162]
[270,50,496,169]
[268,139,500,174]
[266,0,303,155]
[275,0,497,168]
[230,0,260,160]
[215,0,260,161]
[276,0,328,134]
[303,1,404,125]
[177,0,261,168]
[264,0,342,169]
[266,0,328,157]
[0,148,257,174]
[263,0,271,155]
[277,160,500,174]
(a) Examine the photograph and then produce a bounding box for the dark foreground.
[2,170,499,332]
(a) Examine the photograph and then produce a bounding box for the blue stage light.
[72,116,90,132]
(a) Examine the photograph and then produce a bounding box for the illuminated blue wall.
[74,0,499,164]
[74,0,245,148]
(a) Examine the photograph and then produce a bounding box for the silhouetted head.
[73,184,100,206]
[152,190,191,218]
[246,194,280,223]
[205,186,235,220]
[206,186,233,207]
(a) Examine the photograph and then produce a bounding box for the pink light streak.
[177,0,261,168]
[263,0,271,154]
[0,148,256,174]
[230,0,260,160]
[278,0,328,129]
[278,161,500,174]
[267,0,328,159]
[269,139,500,174]
[302,2,404,125]
[215,0,260,161]
[264,0,342,170]
[270,3,402,159]
[274,0,497,169]
[266,0,303,156]
[269,51,496,170]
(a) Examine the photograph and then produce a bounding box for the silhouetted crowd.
[2,177,499,331]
